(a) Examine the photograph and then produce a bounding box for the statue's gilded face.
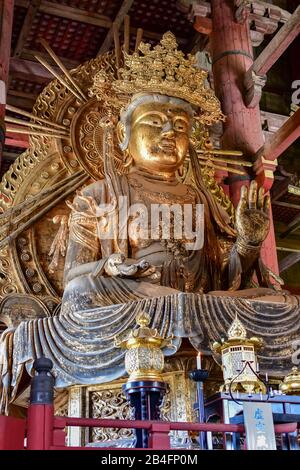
[128,101,190,174]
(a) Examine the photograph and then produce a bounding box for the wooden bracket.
[253,155,277,191]
[244,67,267,108]
[234,0,251,24]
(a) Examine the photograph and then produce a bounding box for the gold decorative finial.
[115,312,173,382]
[280,367,300,395]
[227,315,247,340]
[136,312,150,328]
[212,316,265,394]
[90,31,224,126]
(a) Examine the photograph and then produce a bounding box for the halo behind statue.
[0,33,234,313]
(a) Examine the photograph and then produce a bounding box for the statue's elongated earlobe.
[116,121,129,151]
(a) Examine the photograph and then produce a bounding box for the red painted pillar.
[210,0,279,275]
[0,0,14,168]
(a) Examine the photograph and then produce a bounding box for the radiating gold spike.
[113,22,121,71]
[39,39,87,102]
[6,104,67,131]
[0,171,84,220]
[124,15,130,54]
[199,161,246,175]
[197,154,252,167]
[35,53,84,102]
[135,28,143,52]
[6,126,66,139]
[196,149,243,157]
[0,174,90,250]
[5,116,68,136]
[0,172,85,232]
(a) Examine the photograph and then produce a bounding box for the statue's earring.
[116,121,133,168]
[123,149,133,168]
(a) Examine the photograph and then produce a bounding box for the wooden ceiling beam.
[15,0,29,7]
[7,89,38,100]
[255,108,300,163]
[273,201,300,210]
[16,0,112,28]
[0,0,14,166]
[251,5,300,77]
[10,57,58,81]
[271,184,290,202]
[279,251,300,273]
[7,90,38,110]
[7,92,36,110]
[279,213,300,239]
[98,0,135,56]
[5,131,29,149]
[39,1,112,28]
[244,5,300,107]
[21,49,79,70]
[14,0,41,57]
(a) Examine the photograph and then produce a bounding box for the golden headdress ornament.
[90,32,225,126]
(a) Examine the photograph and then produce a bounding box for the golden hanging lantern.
[116,312,173,382]
[212,316,265,394]
[280,367,300,395]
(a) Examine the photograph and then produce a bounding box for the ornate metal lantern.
[280,367,300,395]
[212,316,265,394]
[116,312,172,382]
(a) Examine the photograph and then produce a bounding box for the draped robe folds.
[1,174,300,414]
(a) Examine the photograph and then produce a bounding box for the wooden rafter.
[251,5,300,77]
[14,0,41,57]
[39,1,112,28]
[0,0,14,164]
[5,131,29,149]
[272,184,291,202]
[255,108,300,163]
[15,0,112,28]
[21,49,79,70]
[7,92,36,110]
[244,5,300,107]
[7,89,39,106]
[279,251,300,273]
[97,0,135,56]
[10,58,58,82]
[280,213,300,239]
[273,201,300,210]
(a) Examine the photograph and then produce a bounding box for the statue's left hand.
[235,180,270,246]
[104,253,156,278]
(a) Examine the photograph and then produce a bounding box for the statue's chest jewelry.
[127,178,198,252]
[128,178,196,205]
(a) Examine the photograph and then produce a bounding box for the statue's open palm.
[235,180,270,246]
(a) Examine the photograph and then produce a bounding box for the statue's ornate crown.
[90,32,224,126]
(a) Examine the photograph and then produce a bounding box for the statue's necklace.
[129,169,179,186]
[128,176,196,204]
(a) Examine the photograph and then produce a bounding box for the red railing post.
[52,417,67,448]
[0,415,25,449]
[148,422,171,450]
[27,404,54,450]
[26,357,55,450]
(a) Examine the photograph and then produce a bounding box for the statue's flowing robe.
[1,175,299,413]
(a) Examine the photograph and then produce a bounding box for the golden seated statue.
[0,32,299,414]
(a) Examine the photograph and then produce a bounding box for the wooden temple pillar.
[210,0,279,275]
[0,0,14,168]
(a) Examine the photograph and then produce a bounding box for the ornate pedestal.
[66,369,196,448]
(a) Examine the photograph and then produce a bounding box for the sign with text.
[243,402,276,450]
